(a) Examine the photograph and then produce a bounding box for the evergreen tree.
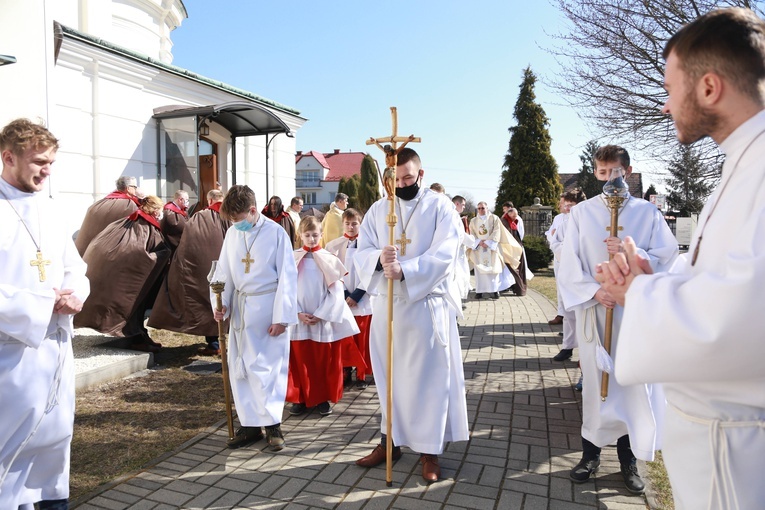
[357,154,381,213]
[495,67,562,216]
[576,140,602,201]
[665,144,714,216]
[338,174,360,210]
[643,184,658,202]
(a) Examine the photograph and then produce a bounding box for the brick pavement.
[73,289,652,509]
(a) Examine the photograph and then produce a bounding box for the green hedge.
[524,235,554,271]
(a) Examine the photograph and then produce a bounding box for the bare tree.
[547,0,764,179]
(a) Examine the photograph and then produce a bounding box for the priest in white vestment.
[0,119,90,510]
[354,148,469,483]
[212,185,298,451]
[558,145,678,494]
[595,11,765,508]
[468,202,515,299]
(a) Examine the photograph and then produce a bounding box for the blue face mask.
[234,213,254,231]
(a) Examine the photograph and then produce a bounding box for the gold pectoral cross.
[241,252,253,273]
[30,250,51,282]
[396,231,411,256]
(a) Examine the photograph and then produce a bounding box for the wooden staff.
[366,107,420,486]
[209,277,235,439]
[601,194,626,402]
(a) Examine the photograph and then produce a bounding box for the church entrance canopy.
[153,101,292,207]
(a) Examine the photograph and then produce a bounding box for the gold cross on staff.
[396,231,412,256]
[30,250,51,282]
[241,253,254,273]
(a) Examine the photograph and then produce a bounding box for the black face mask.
[395,179,420,201]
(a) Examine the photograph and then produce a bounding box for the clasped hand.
[53,288,83,315]
[595,236,653,306]
[380,245,403,281]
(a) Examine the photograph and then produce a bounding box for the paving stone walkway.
[73,289,653,510]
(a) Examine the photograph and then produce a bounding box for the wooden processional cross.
[366,107,422,255]
[365,107,421,487]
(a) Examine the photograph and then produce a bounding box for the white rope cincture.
[670,403,765,510]
[232,287,277,379]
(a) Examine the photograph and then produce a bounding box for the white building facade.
[1,0,306,221]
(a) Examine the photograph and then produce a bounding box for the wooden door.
[198,154,217,211]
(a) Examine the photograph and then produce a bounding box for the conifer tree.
[643,184,658,202]
[576,140,603,201]
[495,67,562,216]
[357,154,381,213]
[665,144,714,216]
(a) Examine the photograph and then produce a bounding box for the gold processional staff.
[600,167,629,402]
[366,107,420,486]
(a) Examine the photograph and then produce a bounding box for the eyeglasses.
[477,207,486,210]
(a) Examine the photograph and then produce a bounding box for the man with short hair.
[468,201,515,299]
[321,192,348,246]
[595,9,765,508]
[355,148,469,483]
[160,189,190,251]
[74,175,141,256]
[558,144,678,494]
[287,196,303,248]
[0,118,90,510]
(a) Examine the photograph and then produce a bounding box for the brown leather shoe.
[355,444,401,467]
[420,454,440,483]
[197,346,221,356]
[548,315,564,325]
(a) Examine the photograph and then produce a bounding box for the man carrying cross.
[354,147,469,483]
[0,119,90,509]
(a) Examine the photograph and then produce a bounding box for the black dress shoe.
[227,426,264,449]
[570,456,600,483]
[474,293,483,299]
[491,292,500,299]
[621,461,645,494]
[553,348,573,362]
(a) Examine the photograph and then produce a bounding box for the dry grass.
[648,451,675,509]
[528,267,558,303]
[70,330,228,501]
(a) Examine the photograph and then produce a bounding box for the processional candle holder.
[208,261,235,439]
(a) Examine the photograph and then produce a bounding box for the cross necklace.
[395,196,422,256]
[241,217,265,273]
[0,186,50,282]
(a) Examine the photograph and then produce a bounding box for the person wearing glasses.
[74,175,141,256]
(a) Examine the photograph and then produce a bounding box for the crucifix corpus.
[30,250,51,282]
[366,106,421,486]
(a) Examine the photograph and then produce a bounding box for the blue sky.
[171,1,633,207]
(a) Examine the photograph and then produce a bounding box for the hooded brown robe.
[74,191,140,256]
[148,202,231,336]
[75,210,171,336]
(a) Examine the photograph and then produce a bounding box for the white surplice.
[453,211,475,300]
[616,110,765,510]
[355,187,469,454]
[549,213,577,349]
[0,177,89,508]
[325,236,373,317]
[291,253,359,342]
[558,194,678,460]
[212,215,298,426]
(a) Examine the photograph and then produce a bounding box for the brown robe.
[148,204,231,336]
[75,211,170,337]
[262,206,296,242]
[75,191,139,256]
[160,202,188,251]
[505,221,527,296]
